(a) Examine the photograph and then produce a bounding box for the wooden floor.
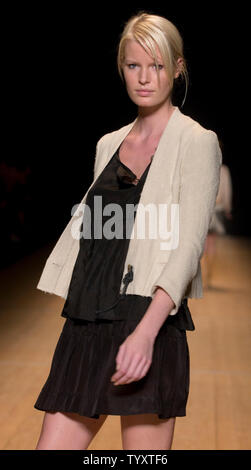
[0,235,250,450]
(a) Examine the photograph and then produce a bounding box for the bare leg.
[120,413,176,450]
[35,411,108,450]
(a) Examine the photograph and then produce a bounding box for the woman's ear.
[174,57,184,79]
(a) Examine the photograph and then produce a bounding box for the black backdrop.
[1,3,248,265]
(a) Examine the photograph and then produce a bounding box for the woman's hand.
[110,330,155,386]
[110,288,174,386]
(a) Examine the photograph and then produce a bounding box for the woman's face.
[122,39,176,110]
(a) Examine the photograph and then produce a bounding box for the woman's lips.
[136,90,154,96]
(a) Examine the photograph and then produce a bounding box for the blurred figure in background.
[201,140,233,288]
[0,158,32,265]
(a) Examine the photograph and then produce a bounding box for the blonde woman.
[34,12,222,450]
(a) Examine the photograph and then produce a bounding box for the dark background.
[1,3,248,267]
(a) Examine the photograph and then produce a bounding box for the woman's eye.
[126,63,163,70]
[153,64,163,70]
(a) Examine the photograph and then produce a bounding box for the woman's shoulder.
[178,108,218,138]
[176,108,220,153]
[96,108,219,151]
[176,110,222,169]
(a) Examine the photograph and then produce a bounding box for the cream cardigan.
[36,106,222,316]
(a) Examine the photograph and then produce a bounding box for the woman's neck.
[135,101,176,139]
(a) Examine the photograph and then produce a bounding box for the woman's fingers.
[122,358,151,384]
[110,330,154,385]
[111,352,139,384]
[112,356,144,385]
[112,356,150,385]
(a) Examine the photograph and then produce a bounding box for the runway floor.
[0,234,250,450]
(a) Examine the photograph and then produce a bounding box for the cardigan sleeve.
[36,134,105,296]
[152,128,222,313]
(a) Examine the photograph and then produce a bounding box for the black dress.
[34,145,195,420]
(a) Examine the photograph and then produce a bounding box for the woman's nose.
[138,67,150,84]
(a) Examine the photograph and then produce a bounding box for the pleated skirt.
[34,312,190,420]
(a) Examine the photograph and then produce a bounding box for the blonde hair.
[117,12,189,107]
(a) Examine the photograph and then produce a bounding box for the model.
[34,11,222,450]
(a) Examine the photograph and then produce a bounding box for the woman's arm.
[134,286,175,340]
[132,130,222,340]
[111,129,222,386]
[149,129,222,316]
[110,286,174,385]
